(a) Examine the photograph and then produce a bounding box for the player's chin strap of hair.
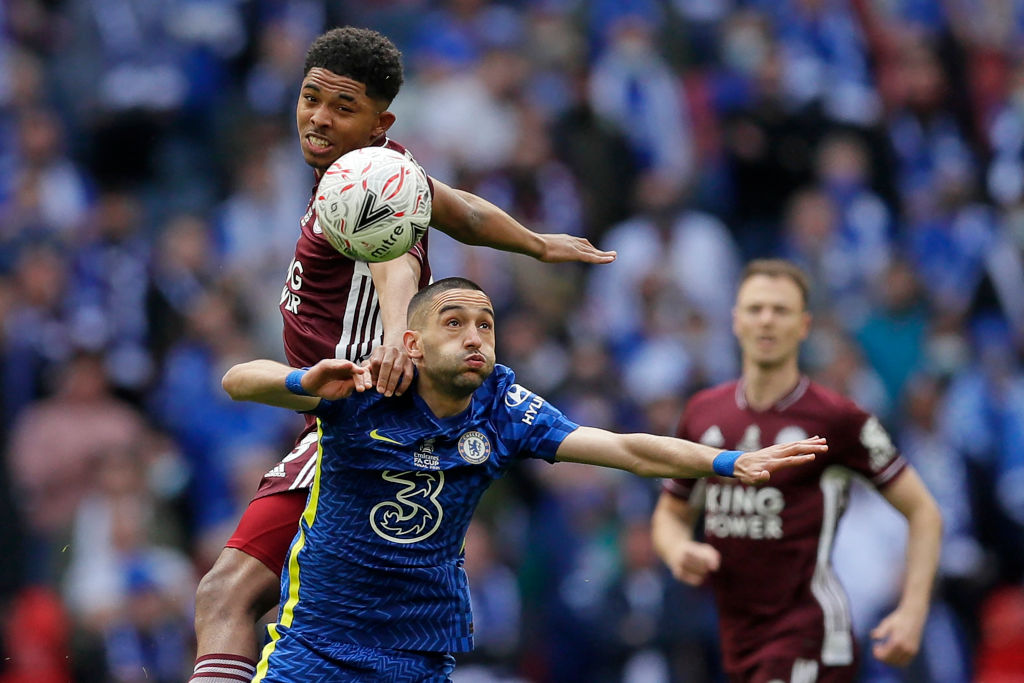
[286,367,313,396]
[712,450,743,477]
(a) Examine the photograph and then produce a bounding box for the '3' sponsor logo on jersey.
[370,471,444,544]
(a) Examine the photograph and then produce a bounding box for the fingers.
[767,453,817,471]
[674,544,719,585]
[872,640,914,667]
[541,235,617,263]
[869,618,915,667]
[789,436,828,453]
[355,365,372,392]
[576,238,616,263]
[675,568,708,586]
[363,346,410,397]
[375,348,402,396]
[396,359,414,395]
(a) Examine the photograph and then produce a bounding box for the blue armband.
[285,369,311,396]
[712,450,743,477]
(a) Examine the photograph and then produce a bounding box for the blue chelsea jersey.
[268,364,579,654]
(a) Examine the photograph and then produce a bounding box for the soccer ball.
[314,146,431,262]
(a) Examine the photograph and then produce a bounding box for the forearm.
[898,502,943,613]
[436,189,545,257]
[557,427,719,478]
[368,254,421,345]
[651,494,697,565]
[622,433,721,478]
[222,360,320,411]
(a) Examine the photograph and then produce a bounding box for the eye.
[304,94,317,102]
[446,318,460,327]
[479,321,492,330]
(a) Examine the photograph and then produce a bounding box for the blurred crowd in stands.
[3,0,1024,681]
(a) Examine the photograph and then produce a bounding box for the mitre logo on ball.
[314,146,431,262]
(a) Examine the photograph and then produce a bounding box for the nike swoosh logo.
[369,429,403,445]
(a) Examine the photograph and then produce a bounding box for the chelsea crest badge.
[457,430,491,464]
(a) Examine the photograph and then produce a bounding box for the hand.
[363,343,414,396]
[733,437,827,485]
[667,541,720,587]
[303,359,372,399]
[538,234,616,264]
[871,606,925,667]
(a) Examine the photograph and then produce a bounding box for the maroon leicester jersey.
[257,137,432,499]
[662,377,907,674]
[279,137,432,371]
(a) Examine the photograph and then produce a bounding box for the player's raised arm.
[428,178,616,264]
[222,358,372,410]
[555,427,826,485]
[366,253,421,397]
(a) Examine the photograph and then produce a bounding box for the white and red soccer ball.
[314,146,431,262]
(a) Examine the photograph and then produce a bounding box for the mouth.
[304,133,334,155]
[464,354,487,369]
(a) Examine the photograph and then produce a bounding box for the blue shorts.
[254,625,457,682]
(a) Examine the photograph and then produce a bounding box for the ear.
[404,329,423,360]
[799,311,812,341]
[372,110,396,140]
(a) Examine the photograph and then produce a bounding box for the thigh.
[226,489,310,576]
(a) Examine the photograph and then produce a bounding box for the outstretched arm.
[429,179,616,264]
[222,358,371,410]
[871,467,942,667]
[554,427,826,484]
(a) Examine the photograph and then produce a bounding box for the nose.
[309,103,330,128]
[464,326,482,349]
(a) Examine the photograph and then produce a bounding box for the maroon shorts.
[225,489,309,576]
[728,657,858,683]
[253,424,320,499]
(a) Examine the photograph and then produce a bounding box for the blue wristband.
[712,450,743,477]
[285,369,311,396]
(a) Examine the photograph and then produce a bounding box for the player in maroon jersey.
[651,259,942,683]
[188,27,617,682]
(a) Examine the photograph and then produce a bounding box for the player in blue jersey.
[221,278,829,681]
[191,27,617,682]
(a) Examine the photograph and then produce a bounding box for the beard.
[420,352,494,398]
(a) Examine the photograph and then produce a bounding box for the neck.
[741,359,802,411]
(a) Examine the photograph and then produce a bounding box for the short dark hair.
[739,259,810,308]
[304,27,404,104]
[408,277,487,325]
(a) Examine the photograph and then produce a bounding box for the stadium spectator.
[8,351,148,577]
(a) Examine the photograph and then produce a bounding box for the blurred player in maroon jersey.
[652,259,942,683]
[188,27,616,683]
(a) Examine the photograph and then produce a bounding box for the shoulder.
[803,381,870,427]
[483,364,519,404]
[382,137,423,169]
[481,365,561,424]
[686,381,739,412]
[677,381,738,437]
[382,137,432,196]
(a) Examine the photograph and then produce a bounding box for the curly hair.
[304,27,404,104]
